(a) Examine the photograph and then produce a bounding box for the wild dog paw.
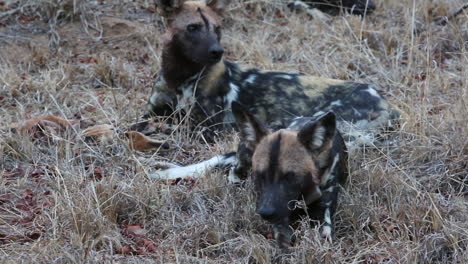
[148,161,208,180]
[287,1,309,12]
[287,1,331,22]
[227,167,241,184]
[320,225,333,243]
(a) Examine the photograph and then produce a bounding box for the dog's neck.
[162,42,225,92]
[161,43,205,91]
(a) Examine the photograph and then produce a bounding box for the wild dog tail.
[149,152,239,181]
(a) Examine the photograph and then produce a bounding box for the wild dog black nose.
[208,45,224,61]
[257,207,276,221]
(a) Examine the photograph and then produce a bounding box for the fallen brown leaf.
[126,131,168,151]
[82,124,115,143]
[1,168,26,178]
[16,115,75,138]
[91,167,105,180]
[117,245,134,255]
[137,239,158,254]
[123,224,147,238]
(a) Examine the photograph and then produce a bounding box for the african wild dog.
[233,102,347,247]
[153,102,348,247]
[147,0,398,142]
[146,0,398,168]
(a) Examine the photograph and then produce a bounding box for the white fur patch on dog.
[312,126,326,148]
[366,86,381,98]
[149,154,237,180]
[324,208,331,225]
[312,110,325,118]
[149,92,159,106]
[228,167,241,184]
[276,74,294,80]
[291,0,309,10]
[226,83,239,105]
[243,123,257,142]
[320,154,340,186]
[223,83,240,124]
[177,84,196,110]
[244,74,257,84]
[321,225,332,241]
[330,100,342,106]
[321,208,333,241]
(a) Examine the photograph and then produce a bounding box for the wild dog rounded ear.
[206,0,231,14]
[155,0,185,17]
[297,112,336,153]
[231,101,268,150]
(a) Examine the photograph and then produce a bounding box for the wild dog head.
[156,0,229,66]
[232,102,347,248]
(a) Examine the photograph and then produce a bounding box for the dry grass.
[0,0,467,263]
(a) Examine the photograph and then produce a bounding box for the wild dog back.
[231,102,348,248]
[233,70,397,132]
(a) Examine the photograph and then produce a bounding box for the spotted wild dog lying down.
[145,0,398,147]
[234,102,348,247]
[152,102,348,247]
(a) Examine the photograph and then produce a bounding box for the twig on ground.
[433,3,468,26]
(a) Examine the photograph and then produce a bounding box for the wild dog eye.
[186,24,202,33]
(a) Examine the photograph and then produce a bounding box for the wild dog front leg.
[147,75,177,117]
[287,1,330,21]
[147,90,177,117]
[131,79,176,133]
[150,153,237,180]
[317,185,339,241]
[228,142,253,183]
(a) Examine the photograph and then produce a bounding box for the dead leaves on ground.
[1,165,55,185]
[125,131,169,151]
[83,124,168,151]
[118,224,159,255]
[11,114,167,152]
[0,183,53,245]
[169,176,197,189]
[82,124,116,143]
[13,115,76,139]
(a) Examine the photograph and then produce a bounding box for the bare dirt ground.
[0,0,467,263]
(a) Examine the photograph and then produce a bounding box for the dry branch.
[433,2,468,26]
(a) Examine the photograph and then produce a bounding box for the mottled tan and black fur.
[147,0,398,145]
[148,0,397,247]
[152,102,349,247]
[231,102,348,247]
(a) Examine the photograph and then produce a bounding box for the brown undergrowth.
[0,0,467,263]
